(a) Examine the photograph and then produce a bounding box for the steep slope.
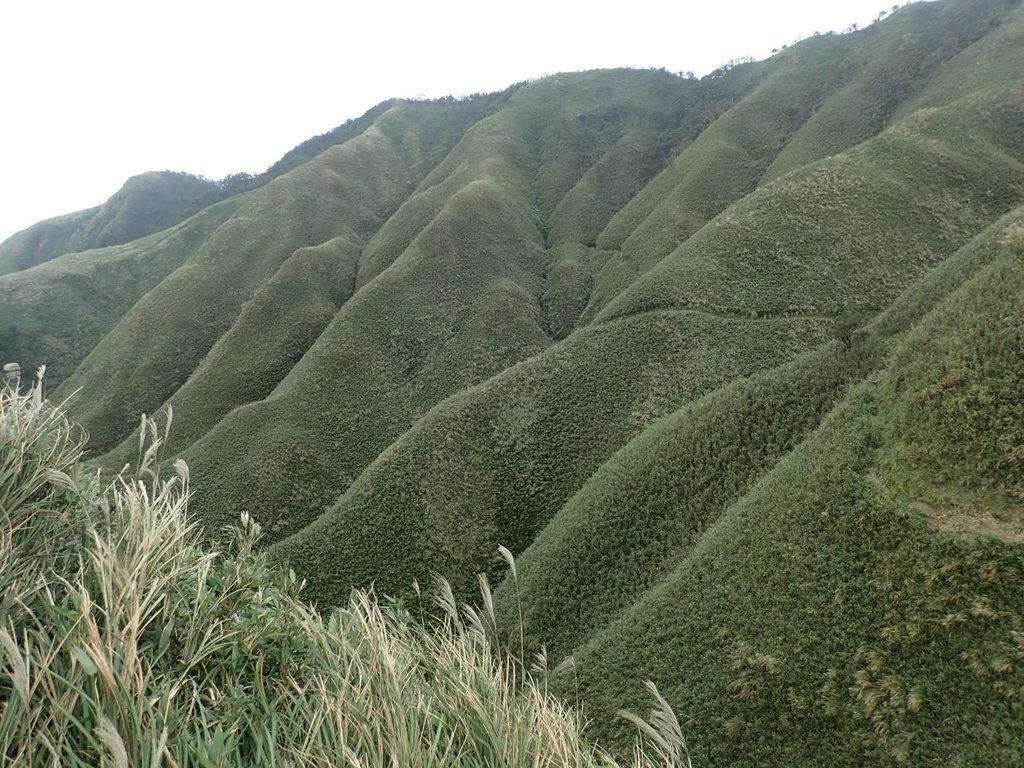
[2,3,1023,764]
[0,100,420,277]
[495,206,1024,662]
[354,69,691,289]
[547,0,1019,329]
[879,226,1024,505]
[176,71,695,544]
[147,100,488,458]
[270,310,833,604]
[268,29,1024,611]
[0,171,227,275]
[0,196,244,384]
[57,100,483,453]
[597,36,848,274]
[897,0,1024,113]
[599,81,1024,322]
[761,0,1020,182]
[492,340,877,661]
[547,226,1023,765]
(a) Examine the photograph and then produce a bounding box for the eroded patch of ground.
[870,471,1024,543]
[913,499,1024,543]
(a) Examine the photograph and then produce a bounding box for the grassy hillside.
[3,1,1024,764]
[176,94,557,541]
[155,70,708,547]
[270,309,834,605]
[599,82,1024,323]
[550,228,1024,764]
[761,0,1021,182]
[501,204,1024,666]
[0,171,227,275]
[492,340,877,661]
[0,98,453,277]
[270,10,1024,614]
[58,101,483,454]
[0,196,244,384]
[0,377,684,767]
[896,0,1024,113]
[880,225,1024,504]
[602,36,849,275]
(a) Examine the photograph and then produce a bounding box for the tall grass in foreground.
[0,370,688,767]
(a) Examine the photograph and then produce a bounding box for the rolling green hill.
[2,0,1023,763]
[552,225,1024,765]
[0,171,229,276]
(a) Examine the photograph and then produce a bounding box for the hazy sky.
[0,0,913,242]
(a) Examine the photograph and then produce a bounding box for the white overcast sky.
[0,0,916,242]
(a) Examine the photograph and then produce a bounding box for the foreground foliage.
[0,375,685,767]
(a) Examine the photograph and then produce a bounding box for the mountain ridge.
[2,1,1023,763]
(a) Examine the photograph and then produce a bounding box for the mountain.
[2,0,1023,763]
[0,101,414,279]
[0,171,227,276]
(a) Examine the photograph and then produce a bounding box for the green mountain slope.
[177,71,698,543]
[0,171,228,276]
[498,201,1022,670]
[273,4,1024,614]
[761,0,1021,182]
[0,196,244,384]
[599,83,1024,323]
[551,224,1024,765]
[2,2,1023,764]
[55,101,486,454]
[269,309,833,605]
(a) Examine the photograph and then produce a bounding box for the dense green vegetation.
[493,339,878,662]
[881,223,1024,502]
[0,171,229,275]
[0,376,684,766]
[554,234,1024,765]
[270,309,833,605]
[2,0,1023,763]
[58,102,489,455]
[0,196,245,384]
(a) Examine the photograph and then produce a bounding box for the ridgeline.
[2,0,1023,763]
